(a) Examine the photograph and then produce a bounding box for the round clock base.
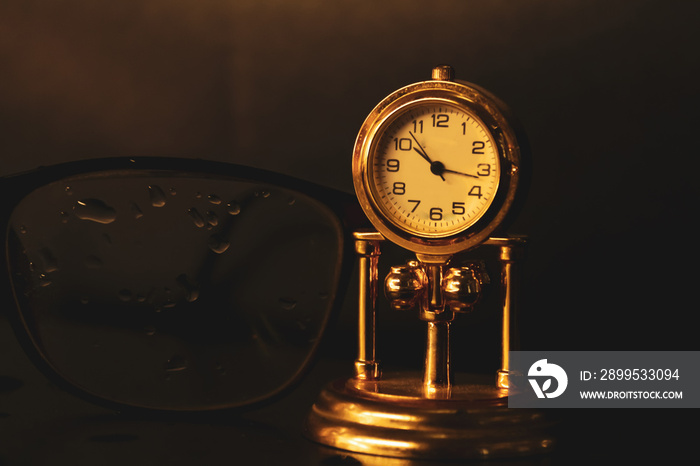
[304,372,556,461]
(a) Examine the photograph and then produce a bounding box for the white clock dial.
[368,103,500,238]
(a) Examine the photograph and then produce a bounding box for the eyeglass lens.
[6,172,344,410]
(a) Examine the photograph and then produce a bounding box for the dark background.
[1,0,698,464]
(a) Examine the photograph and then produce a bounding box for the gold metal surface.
[353,230,384,380]
[431,64,455,81]
[485,236,527,388]
[304,373,555,460]
[384,262,426,311]
[423,321,451,398]
[306,233,541,459]
[442,266,482,313]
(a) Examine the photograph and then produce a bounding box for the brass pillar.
[353,230,384,380]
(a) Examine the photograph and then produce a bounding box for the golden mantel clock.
[304,65,553,461]
[353,64,520,255]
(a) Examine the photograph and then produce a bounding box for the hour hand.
[413,147,432,164]
[409,132,445,180]
[409,132,433,164]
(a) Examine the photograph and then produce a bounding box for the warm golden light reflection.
[358,410,416,423]
[347,436,414,450]
[305,375,555,460]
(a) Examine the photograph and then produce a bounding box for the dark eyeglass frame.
[0,156,366,415]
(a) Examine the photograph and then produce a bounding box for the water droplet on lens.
[59,212,70,223]
[165,355,187,372]
[187,208,206,228]
[207,194,222,205]
[207,234,230,254]
[194,192,203,199]
[38,274,52,287]
[206,211,218,227]
[80,297,89,304]
[176,274,200,303]
[148,185,167,208]
[19,225,27,234]
[130,202,144,219]
[288,197,296,206]
[144,326,156,336]
[226,201,241,216]
[39,248,58,273]
[73,199,117,224]
[65,186,73,195]
[279,298,297,311]
[118,289,132,302]
[169,188,177,196]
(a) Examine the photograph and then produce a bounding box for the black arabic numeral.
[386,159,400,172]
[477,163,490,176]
[394,138,412,151]
[430,207,443,221]
[431,114,449,128]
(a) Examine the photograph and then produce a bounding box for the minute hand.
[442,167,479,179]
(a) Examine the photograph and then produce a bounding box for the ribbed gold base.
[304,372,555,461]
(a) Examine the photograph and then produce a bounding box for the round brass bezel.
[352,79,523,255]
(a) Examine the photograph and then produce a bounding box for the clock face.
[368,102,500,238]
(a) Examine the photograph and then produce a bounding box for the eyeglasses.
[1,157,363,413]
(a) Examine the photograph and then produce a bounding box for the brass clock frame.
[352,70,523,256]
[305,67,552,461]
